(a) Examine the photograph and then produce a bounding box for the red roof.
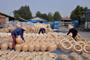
[62,16,71,20]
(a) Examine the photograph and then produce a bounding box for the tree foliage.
[13,5,32,19]
[48,12,53,21]
[35,11,62,21]
[41,13,48,20]
[53,11,62,21]
[36,11,42,18]
[70,5,88,24]
[36,11,48,20]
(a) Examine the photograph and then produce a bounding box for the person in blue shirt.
[11,24,25,49]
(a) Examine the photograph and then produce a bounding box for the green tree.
[40,13,48,20]
[70,5,86,24]
[36,11,48,20]
[47,12,53,21]
[53,11,62,21]
[13,5,32,19]
[36,11,42,17]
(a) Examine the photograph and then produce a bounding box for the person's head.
[68,24,74,29]
[16,23,27,31]
[16,23,22,28]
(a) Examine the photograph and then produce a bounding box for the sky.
[0,0,90,17]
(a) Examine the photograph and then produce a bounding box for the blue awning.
[27,20,38,23]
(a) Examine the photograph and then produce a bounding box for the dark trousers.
[11,34,24,49]
[72,34,77,41]
[11,35,16,49]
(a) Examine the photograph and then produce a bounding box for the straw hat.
[68,24,74,29]
[22,27,27,31]
[16,23,22,28]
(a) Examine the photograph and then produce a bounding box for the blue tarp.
[51,21,61,29]
[28,20,39,23]
[42,22,48,24]
[72,20,79,28]
[27,19,48,24]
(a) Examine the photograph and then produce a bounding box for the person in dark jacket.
[38,28,46,34]
[11,25,25,49]
[67,25,78,40]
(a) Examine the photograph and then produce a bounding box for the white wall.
[5,17,9,23]
[85,21,90,29]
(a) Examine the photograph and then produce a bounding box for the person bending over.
[67,25,78,41]
[11,25,25,49]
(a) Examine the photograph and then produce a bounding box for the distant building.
[86,9,90,21]
[61,16,72,26]
[84,9,90,29]
[0,15,7,24]
[0,12,15,28]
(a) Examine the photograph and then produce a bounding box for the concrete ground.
[79,31,90,40]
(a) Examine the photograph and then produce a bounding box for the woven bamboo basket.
[77,41,85,47]
[34,41,40,51]
[47,43,57,51]
[22,43,29,52]
[83,44,90,54]
[73,43,82,53]
[70,52,83,60]
[40,42,48,51]
[60,40,73,52]
[28,43,34,52]
[15,44,22,52]
[59,54,71,60]
[16,36,24,44]
[8,42,13,49]
[1,42,8,50]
